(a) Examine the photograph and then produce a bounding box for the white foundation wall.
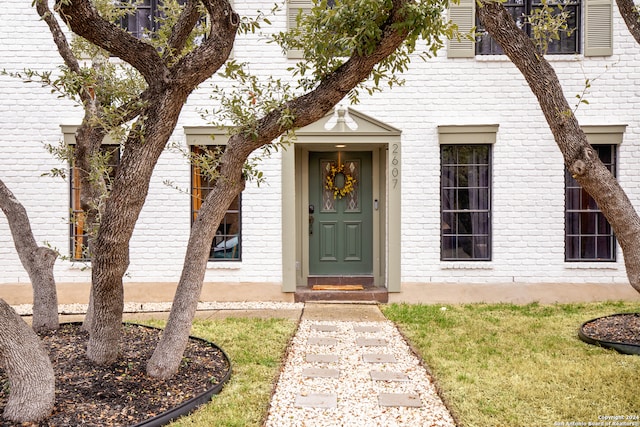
[1,0,640,288]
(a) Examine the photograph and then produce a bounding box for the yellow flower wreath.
[325,162,357,199]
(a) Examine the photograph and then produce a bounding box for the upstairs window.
[120,0,163,38]
[476,0,580,55]
[447,0,612,57]
[118,0,206,42]
[191,146,242,261]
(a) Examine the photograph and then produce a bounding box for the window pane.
[441,188,455,211]
[566,235,579,259]
[566,212,579,235]
[596,236,612,259]
[471,212,490,235]
[580,212,596,234]
[473,236,490,259]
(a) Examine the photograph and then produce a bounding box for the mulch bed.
[581,313,640,345]
[0,323,230,426]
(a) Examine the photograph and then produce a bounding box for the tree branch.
[55,0,169,85]
[172,0,238,88]
[166,0,202,58]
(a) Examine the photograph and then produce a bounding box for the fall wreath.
[325,162,357,199]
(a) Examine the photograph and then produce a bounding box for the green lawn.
[140,317,297,427]
[382,302,640,427]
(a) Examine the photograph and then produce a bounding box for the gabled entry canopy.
[281,106,402,293]
[292,107,401,141]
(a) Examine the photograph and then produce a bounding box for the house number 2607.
[391,143,399,189]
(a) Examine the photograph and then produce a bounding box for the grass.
[382,301,640,427]
[138,317,297,427]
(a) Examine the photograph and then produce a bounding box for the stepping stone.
[363,353,397,363]
[295,393,337,408]
[302,368,340,378]
[378,393,423,407]
[353,325,382,333]
[306,354,339,363]
[356,338,388,347]
[369,370,409,382]
[311,324,339,332]
[307,337,338,346]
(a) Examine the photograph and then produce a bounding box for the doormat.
[311,284,364,291]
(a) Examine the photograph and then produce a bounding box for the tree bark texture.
[478,1,640,293]
[55,0,238,365]
[616,0,640,45]
[0,180,58,333]
[0,299,55,423]
[147,0,417,378]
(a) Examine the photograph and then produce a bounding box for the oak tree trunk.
[0,180,58,332]
[87,89,189,365]
[478,1,640,293]
[0,299,55,423]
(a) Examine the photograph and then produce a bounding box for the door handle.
[309,215,314,235]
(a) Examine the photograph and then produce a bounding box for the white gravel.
[265,319,456,427]
[11,301,304,316]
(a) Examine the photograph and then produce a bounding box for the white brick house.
[2,0,640,304]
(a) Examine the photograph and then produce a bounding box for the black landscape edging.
[61,322,232,427]
[578,313,640,356]
[126,323,232,427]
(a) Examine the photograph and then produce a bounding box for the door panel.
[344,221,362,261]
[319,222,338,261]
[309,151,372,275]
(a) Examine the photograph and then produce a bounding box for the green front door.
[309,151,373,275]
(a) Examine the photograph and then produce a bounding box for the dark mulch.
[0,323,230,426]
[581,312,640,345]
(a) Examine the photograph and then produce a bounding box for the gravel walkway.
[265,318,456,427]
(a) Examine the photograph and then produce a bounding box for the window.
[440,144,492,261]
[447,0,613,57]
[565,144,616,261]
[476,0,580,55]
[70,145,120,261]
[119,0,206,41]
[191,146,241,261]
[120,0,163,38]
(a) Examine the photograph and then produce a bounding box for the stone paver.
[369,370,410,382]
[305,354,339,363]
[353,325,382,333]
[362,353,397,363]
[295,393,338,408]
[356,337,388,347]
[378,393,423,407]
[302,367,340,378]
[307,337,338,346]
[311,324,339,332]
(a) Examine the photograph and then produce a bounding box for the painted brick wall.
[1,0,639,287]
